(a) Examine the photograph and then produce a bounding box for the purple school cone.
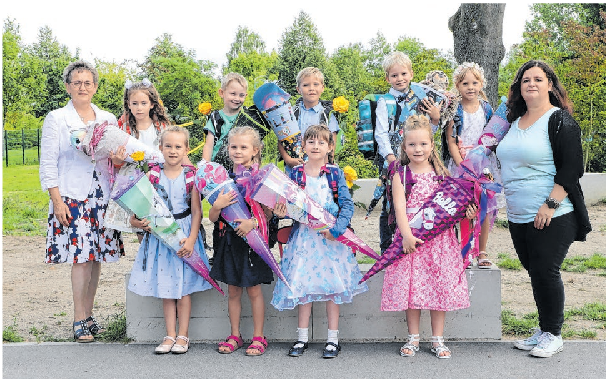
[195,160,290,288]
[111,169,223,295]
[476,96,510,152]
[360,176,475,283]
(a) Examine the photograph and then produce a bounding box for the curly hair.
[399,115,449,176]
[62,60,99,84]
[452,62,487,101]
[506,60,573,123]
[123,80,171,138]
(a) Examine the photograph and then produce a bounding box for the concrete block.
[580,173,606,205]
[126,264,501,342]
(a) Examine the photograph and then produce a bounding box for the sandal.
[85,315,105,335]
[155,336,176,354]
[400,334,420,357]
[73,319,94,343]
[246,336,268,356]
[218,335,243,354]
[431,336,452,359]
[477,251,493,269]
[171,335,190,354]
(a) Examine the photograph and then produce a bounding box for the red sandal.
[218,335,243,354]
[246,336,268,356]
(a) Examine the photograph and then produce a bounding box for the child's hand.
[234,218,255,238]
[285,156,304,168]
[466,203,479,220]
[272,202,287,218]
[402,234,423,254]
[109,146,127,166]
[177,237,194,258]
[319,229,336,241]
[420,98,442,124]
[130,214,151,232]
[213,189,237,210]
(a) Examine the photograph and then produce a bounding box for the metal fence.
[3,129,41,166]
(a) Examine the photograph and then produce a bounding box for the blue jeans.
[508,212,577,336]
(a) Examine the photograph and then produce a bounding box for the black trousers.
[508,212,578,336]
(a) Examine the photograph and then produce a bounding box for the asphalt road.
[3,341,605,379]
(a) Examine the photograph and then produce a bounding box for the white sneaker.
[529,332,563,358]
[513,328,543,351]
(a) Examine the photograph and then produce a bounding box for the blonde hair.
[296,67,325,87]
[227,126,263,164]
[221,72,248,91]
[303,124,334,164]
[452,62,487,100]
[382,52,412,75]
[399,115,449,176]
[159,125,190,148]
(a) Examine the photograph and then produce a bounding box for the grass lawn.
[2,147,41,166]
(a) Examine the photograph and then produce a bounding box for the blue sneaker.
[530,332,563,358]
[513,328,543,351]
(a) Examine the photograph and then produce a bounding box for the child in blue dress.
[271,124,369,359]
[128,126,213,354]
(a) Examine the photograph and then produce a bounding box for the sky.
[3,1,533,71]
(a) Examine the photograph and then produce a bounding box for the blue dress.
[271,175,369,310]
[128,169,213,299]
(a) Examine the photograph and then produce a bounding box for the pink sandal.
[218,335,243,354]
[246,336,268,356]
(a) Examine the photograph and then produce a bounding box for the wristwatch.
[544,197,561,210]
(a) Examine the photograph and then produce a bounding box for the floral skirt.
[45,171,124,264]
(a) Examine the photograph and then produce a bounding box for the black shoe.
[208,256,214,266]
[288,341,308,357]
[322,342,341,359]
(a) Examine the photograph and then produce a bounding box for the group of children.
[108,52,504,359]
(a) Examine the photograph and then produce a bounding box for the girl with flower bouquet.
[271,125,369,359]
[127,126,213,354]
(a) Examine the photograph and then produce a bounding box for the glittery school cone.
[195,160,291,288]
[253,82,304,160]
[111,167,224,295]
[360,175,475,283]
[248,164,380,260]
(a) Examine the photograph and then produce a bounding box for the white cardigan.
[39,100,117,202]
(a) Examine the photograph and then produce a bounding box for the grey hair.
[62,60,99,84]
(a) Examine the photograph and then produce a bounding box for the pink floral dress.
[381,171,470,312]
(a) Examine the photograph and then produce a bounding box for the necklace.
[76,106,94,122]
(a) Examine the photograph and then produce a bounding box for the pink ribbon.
[234,163,269,242]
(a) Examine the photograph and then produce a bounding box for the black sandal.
[85,315,105,335]
[73,319,94,342]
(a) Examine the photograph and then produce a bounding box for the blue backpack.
[355,94,401,159]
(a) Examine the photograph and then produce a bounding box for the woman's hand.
[53,200,72,227]
[402,233,423,254]
[177,237,195,258]
[129,214,151,232]
[213,189,237,210]
[534,204,556,230]
[272,202,287,218]
[109,146,127,166]
[465,203,478,220]
[234,218,255,238]
[319,229,336,241]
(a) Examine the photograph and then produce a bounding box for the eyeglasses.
[70,81,95,89]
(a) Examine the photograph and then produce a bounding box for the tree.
[363,32,393,93]
[449,3,506,107]
[226,26,266,66]
[275,11,328,94]
[394,37,455,87]
[92,60,136,117]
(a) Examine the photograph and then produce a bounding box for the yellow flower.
[158,99,164,108]
[343,165,358,188]
[333,96,349,113]
[130,151,145,162]
[198,102,212,115]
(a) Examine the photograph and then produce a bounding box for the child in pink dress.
[381,115,475,359]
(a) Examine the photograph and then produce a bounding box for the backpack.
[148,163,197,210]
[293,99,345,155]
[291,163,340,205]
[384,161,415,227]
[441,99,493,163]
[355,94,402,160]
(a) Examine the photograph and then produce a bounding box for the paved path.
[3,341,605,378]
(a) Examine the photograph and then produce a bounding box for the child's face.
[128,90,154,123]
[228,134,259,167]
[457,71,483,102]
[403,129,433,165]
[159,132,188,166]
[386,64,413,93]
[303,136,332,162]
[296,75,324,106]
[219,81,247,114]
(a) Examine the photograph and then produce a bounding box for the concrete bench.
[125,265,501,342]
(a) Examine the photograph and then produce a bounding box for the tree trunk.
[449,3,506,107]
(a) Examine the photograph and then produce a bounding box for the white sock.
[326,329,339,351]
[294,328,308,348]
